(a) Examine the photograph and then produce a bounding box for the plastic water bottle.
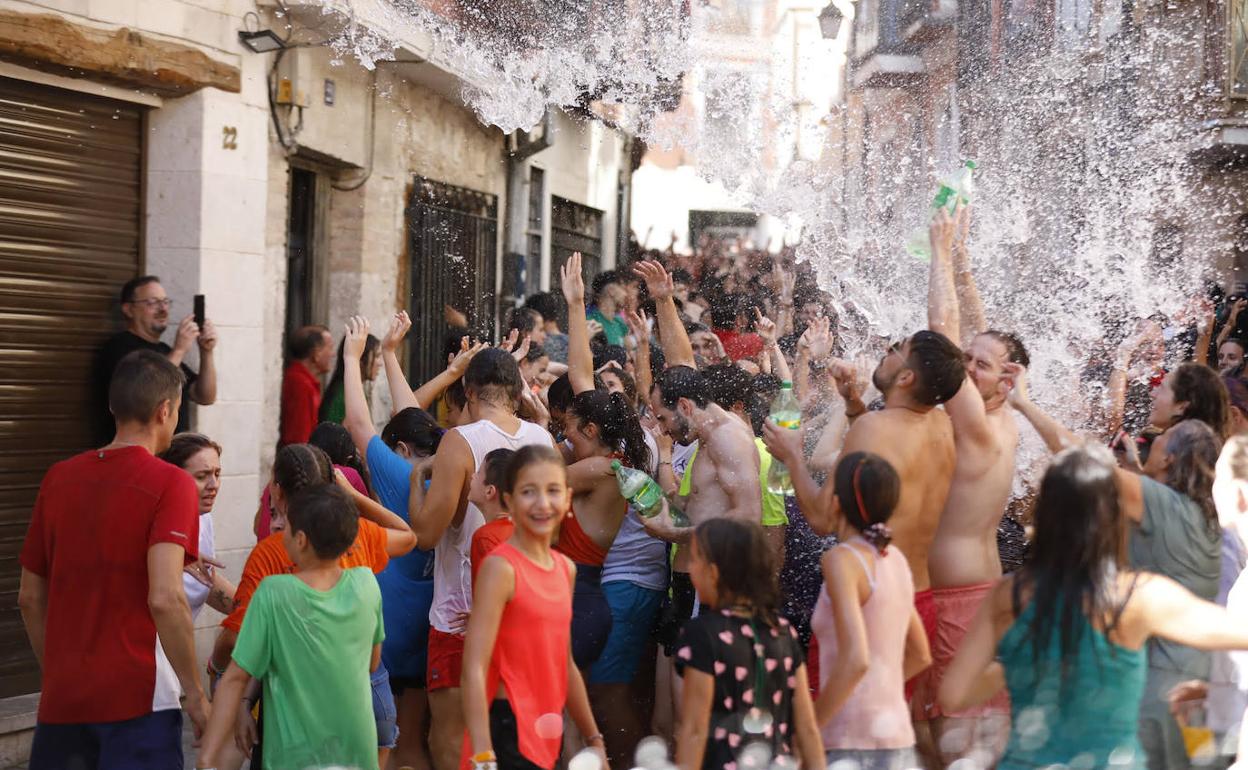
[766,382,800,496]
[905,159,977,261]
[612,460,664,515]
[612,461,691,527]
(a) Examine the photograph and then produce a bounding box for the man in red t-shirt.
[280,325,334,446]
[19,349,207,769]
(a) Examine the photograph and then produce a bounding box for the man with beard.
[93,276,217,444]
[915,206,1028,767]
[765,329,965,669]
[633,260,762,624]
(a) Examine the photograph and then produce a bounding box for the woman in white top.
[159,433,236,619]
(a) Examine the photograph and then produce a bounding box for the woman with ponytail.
[558,252,654,671]
[812,452,932,770]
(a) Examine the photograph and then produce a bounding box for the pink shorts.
[910,582,1010,721]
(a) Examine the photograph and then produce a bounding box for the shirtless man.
[764,329,965,664]
[632,260,762,621]
[918,206,1029,767]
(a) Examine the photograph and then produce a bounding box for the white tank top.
[429,418,554,634]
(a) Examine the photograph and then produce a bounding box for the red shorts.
[911,582,1010,721]
[427,628,465,692]
[905,588,938,701]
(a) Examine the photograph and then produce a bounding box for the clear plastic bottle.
[905,159,977,261]
[766,382,800,496]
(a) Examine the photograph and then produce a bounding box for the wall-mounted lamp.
[819,2,846,37]
[238,29,286,53]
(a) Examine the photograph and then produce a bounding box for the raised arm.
[334,468,417,556]
[928,207,961,345]
[1008,368,1079,453]
[561,251,596,395]
[951,204,987,340]
[754,309,793,383]
[634,260,695,369]
[625,308,653,406]
[343,316,380,456]
[413,338,485,411]
[379,311,419,415]
[1217,298,1246,352]
[1139,573,1248,650]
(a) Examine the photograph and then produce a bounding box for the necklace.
[98,440,144,458]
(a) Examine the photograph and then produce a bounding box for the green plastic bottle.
[767,382,800,496]
[906,159,977,261]
[611,461,689,527]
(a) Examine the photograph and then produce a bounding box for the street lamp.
[819,1,846,37]
[238,29,286,53]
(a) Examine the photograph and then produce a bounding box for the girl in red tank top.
[462,445,606,770]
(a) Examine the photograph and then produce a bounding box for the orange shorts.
[910,582,1010,721]
[427,628,464,692]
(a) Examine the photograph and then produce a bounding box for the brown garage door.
[0,77,143,698]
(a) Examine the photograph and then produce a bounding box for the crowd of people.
[16,204,1248,770]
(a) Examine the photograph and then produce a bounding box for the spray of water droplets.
[320,1,1240,482]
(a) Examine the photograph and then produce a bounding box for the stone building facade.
[0,0,636,757]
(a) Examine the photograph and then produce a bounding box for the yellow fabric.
[755,437,790,527]
[674,441,788,526]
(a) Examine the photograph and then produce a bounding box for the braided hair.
[833,452,901,553]
[273,443,334,496]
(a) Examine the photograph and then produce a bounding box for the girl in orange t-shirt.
[461,445,606,770]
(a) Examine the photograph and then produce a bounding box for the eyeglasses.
[128,298,173,309]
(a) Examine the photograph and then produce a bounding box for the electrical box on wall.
[275,49,312,107]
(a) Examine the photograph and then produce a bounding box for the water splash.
[322,1,1231,461]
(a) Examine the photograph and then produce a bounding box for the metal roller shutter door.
[0,77,143,698]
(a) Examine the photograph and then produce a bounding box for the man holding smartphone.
[91,276,218,445]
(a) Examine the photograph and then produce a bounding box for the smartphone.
[193,294,205,329]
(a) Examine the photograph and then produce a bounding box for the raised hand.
[624,308,649,345]
[633,260,674,301]
[344,315,370,359]
[561,251,586,306]
[586,319,604,339]
[511,333,532,362]
[754,308,778,347]
[448,339,487,378]
[805,316,833,361]
[498,327,519,353]
[381,311,412,353]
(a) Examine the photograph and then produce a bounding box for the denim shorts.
[371,663,399,749]
[589,580,664,684]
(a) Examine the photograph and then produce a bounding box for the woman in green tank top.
[938,447,1248,770]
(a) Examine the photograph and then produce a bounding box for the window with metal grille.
[406,177,499,386]
[551,197,603,294]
